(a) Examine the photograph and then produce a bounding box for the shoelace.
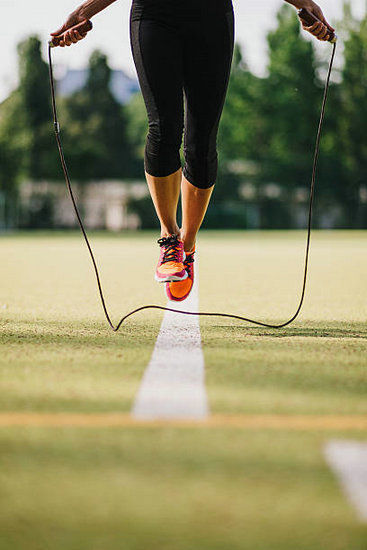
[157,235,181,264]
[184,252,195,273]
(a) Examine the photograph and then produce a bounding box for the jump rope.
[48,9,337,332]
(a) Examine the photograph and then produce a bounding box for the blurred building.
[19,180,148,230]
[57,68,140,104]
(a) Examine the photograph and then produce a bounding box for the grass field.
[0,230,366,549]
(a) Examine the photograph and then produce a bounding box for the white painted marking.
[324,440,367,522]
[132,261,208,420]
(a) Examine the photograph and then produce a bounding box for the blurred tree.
[217,7,323,227]
[0,4,366,230]
[217,44,264,205]
[0,134,19,227]
[60,50,133,180]
[336,3,367,226]
[260,4,321,191]
[0,36,60,226]
[209,44,264,226]
[219,44,263,163]
[17,36,58,179]
[0,37,59,181]
[125,91,148,177]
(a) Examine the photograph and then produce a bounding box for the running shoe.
[166,248,195,301]
[155,234,188,283]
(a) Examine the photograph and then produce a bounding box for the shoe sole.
[155,271,189,283]
[166,284,193,301]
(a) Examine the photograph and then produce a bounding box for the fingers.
[53,28,87,47]
[70,29,87,44]
[318,27,330,41]
[66,29,77,45]
[303,21,331,42]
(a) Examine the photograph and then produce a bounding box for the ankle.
[181,233,196,253]
[161,225,180,239]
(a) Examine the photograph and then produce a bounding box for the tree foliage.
[336,5,367,225]
[0,3,366,228]
[59,50,132,180]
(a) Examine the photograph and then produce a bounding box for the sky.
[0,0,365,102]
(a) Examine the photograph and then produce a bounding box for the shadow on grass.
[0,317,162,349]
[1,317,366,350]
[201,321,367,341]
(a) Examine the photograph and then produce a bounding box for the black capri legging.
[130,0,235,189]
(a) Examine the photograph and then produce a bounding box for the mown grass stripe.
[0,414,366,430]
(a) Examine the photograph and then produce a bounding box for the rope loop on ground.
[48,41,336,331]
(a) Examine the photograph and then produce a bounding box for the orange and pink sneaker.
[166,248,195,302]
[155,234,188,283]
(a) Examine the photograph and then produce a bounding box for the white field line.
[324,440,367,522]
[132,259,209,420]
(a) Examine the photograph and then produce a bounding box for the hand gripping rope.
[48,12,337,332]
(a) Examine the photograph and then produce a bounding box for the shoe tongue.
[158,234,179,246]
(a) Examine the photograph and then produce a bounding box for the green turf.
[199,231,367,415]
[1,428,367,550]
[0,232,163,413]
[0,230,366,549]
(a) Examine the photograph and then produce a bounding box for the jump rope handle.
[49,19,93,48]
[298,8,337,43]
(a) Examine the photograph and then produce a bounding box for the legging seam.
[182,10,234,187]
[130,2,234,187]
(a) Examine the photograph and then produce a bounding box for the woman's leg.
[180,177,213,252]
[130,14,188,282]
[180,8,235,251]
[146,168,182,238]
[130,15,184,238]
[167,6,234,300]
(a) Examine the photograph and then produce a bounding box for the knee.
[145,120,183,177]
[183,143,217,189]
